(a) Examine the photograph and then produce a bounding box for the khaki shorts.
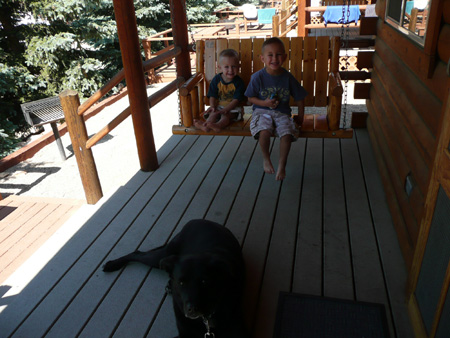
[203,105,243,122]
[250,108,297,140]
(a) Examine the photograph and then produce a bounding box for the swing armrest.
[329,72,343,97]
[179,72,204,96]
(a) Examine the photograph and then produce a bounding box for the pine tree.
[0,0,237,157]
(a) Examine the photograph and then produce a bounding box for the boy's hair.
[218,49,239,64]
[262,37,286,53]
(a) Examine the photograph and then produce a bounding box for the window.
[385,0,430,45]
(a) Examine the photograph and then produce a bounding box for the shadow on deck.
[0,130,413,337]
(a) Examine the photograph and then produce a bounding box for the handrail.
[78,70,125,116]
[279,20,298,37]
[179,73,204,96]
[146,28,173,39]
[279,6,298,26]
[298,4,370,36]
[305,5,368,12]
[143,46,181,73]
[78,46,181,116]
[85,77,184,149]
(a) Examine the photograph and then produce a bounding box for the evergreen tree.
[0,0,237,157]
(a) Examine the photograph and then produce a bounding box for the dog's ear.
[159,255,179,274]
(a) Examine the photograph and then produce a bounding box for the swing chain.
[340,0,350,129]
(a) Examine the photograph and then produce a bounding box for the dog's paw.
[102,260,122,272]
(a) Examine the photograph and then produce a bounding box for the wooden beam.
[357,51,374,69]
[359,16,378,36]
[59,90,103,204]
[113,0,158,172]
[354,83,371,99]
[351,112,368,128]
[170,0,191,80]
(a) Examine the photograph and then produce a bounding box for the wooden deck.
[0,196,83,284]
[0,129,413,338]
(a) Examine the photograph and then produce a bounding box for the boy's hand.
[265,97,279,109]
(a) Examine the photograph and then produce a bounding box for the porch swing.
[172,4,353,139]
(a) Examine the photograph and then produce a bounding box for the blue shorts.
[250,108,297,139]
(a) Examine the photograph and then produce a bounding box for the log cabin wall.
[366,0,449,268]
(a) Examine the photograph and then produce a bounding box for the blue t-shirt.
[244,68,307,116]
[207,73,246,107]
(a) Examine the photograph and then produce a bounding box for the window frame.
[385,0,430,46]
[382,0,442,78]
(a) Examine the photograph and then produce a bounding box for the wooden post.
[113,0,158,172]
[328,37,342,131]
[196,40,205,113]
[59,90,103,204]
[297,0,307,37]
[273,15,280,37]
[142,39,156,84]
[281,9,287,35]
[180,95,193,127]
[164,35,173,66]
[170,0,191,80]
[191,86,200,120]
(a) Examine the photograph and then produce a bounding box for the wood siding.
[367,4,448,267]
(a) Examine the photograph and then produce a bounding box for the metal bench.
[21,96,67,160]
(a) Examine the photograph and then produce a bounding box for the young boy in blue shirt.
[245,37,307,180]
[194,49,246,133]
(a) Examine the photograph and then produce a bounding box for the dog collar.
[202,316,215,338]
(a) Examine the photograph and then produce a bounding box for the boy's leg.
[259,130,275,174]
[276,134,292,180]
[272,112,297,180]
[207,113,231,132]
[194,112,219,132]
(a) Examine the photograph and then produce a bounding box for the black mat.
[273,292,390,338]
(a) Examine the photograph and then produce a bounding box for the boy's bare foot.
[193,119,210,132]
[263,159,275,175]
[276,166,286,181]
[207,122,222,133]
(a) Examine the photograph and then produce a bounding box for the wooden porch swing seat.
[173,36,353,138]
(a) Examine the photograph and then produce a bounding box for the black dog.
[103,219,247,338]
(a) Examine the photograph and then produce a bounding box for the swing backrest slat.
[197,36,341,108]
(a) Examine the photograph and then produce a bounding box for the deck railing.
[142,0,298,81]
[59,0,188,204]
[298,0,372,37]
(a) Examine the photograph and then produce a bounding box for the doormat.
[273,292,390,338]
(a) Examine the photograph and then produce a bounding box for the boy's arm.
[294,100,305,125]
[217,98,240,114]
[248,96,279,109]
[205,96,218,114]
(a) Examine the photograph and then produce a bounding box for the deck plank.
[341,134,395,336]
[241,139,282,330]
[43,136,211,337]
[79,136,231,337]
[0,132,413,338]
[0,203,78,283]
[0,135,184,337]
[136,136,243,337]
[253,138,306,336]
[293,138,324,296]
[323,138,354,299]
[356,129,415,337]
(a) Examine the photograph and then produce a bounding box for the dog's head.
[160,253,236,320]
